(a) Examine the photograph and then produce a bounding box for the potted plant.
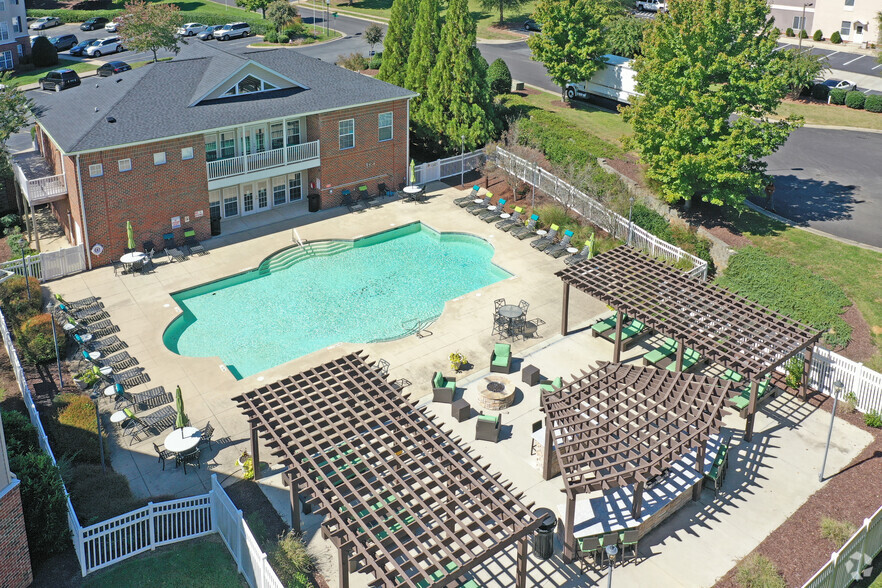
[236,450,250,468]
[449,352,469,372]
[73,368,99,390]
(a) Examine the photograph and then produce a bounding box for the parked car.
[39,69,81,92]
[105,19,121,33]
[96,60,132,77]
[85,37,124,57]
[197,25,222,40]
[29,35,42,46]
[29,16,61,30]
[177,22,207,36]
[635,0,667,11]
[80,17,109,31]
[822,79,858,91]
[523,19,541,31]
[70,39,100,56]
[213,22,250,40]
[49,34,78,52]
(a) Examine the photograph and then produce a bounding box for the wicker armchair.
[431,371,456,403]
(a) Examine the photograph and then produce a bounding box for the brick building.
[14,42,415,268]
[0,0,30,71]
[0,411,32,588]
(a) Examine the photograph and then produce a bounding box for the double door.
[241,180,270,216]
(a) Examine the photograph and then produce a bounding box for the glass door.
[241,183,255,215]
[288,172,302,202]
[256,180,270,212]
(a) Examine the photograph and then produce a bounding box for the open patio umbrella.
[588,232,596,259]
[126,221,136,251]
[409,159,416,185]
[174,385,188,429]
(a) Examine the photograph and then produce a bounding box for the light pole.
[89,387,106,474]
[627,197,635,245]
[605,544,618,588]
[460,135,465,187]
[798,3,813,51]
[325,0,330,37]
[47,303,63,387]
[18,237,31,301]
[531,163,537,209]
[819,380,843,482]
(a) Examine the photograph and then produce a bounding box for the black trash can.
[209,215,221,236]
[532,507,556,560]
[308,193,321,212]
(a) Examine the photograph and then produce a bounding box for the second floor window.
[0,22,9,42]
[339,119,354,150]
[13,17,21,34]
[286,120,300,146]
[88,164,103,178]
[271,123,284,150]
[841,21,851,36]
[378,112,393,142]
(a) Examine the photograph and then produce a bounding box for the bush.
[282,23,304,40]
[784,356,804,389]
[771,27,781,37]
[336,52,368,71]
[1,409,38,456]
[799,29,808,39]
[0,274,42,326]
[630,203,673,242]
[811,83,830,101]
[845,90,865,110]
[864,94,882,113]
[865,409,882,428]
[46,393,107,466]
[1,213,21,232]
[840,390,859,414]
[264,29,278,43]
[64,464,149,525]
[534,203,577,232]
[736,554,786,588]
[368,51,382,70]
[17,313,63,364]
[829,88,847,105]
[30,36,58,68]
[270,531,315,587]
[831,30,842,43]
[670,225,715,276]
[785,28,794,37]
[487,58,513,96]
[820,517,858,548]
[517,109,621,164]
[813,29,823,41]
[8,451,70,563]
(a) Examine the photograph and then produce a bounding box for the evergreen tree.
[377,0,418,87]
[405,0,441,104]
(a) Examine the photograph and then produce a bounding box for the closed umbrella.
[174,385,188,429]
[126,221,135,251]
[588,232,596,259]
[409,159,416,185]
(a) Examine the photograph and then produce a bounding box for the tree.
[377,0,418,87]
[622,0,803,208]
[266,0,298,32]
[487,58,513,95]
[405,0,441,102]
[527,0,621,100]
[30,36,58,68]
[236,0,271,18]
[778,49,829,96]
[117,1,183,63]
[0,74,33,166]
[478,0,529,26]
[364,23,384,55]
[605,14,649,58]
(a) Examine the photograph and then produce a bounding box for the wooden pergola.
[234,353,542,588]
[541,362,737,560]
[557,246,823,440]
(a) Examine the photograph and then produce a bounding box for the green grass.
[777,100,882,131]
[250,29,343,45]
[83,536,248,588]
[9,59,99,87]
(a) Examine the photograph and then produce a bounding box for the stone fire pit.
[479,375,515,410]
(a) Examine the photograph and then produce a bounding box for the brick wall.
[0,481,33,588]
[0,38,31,70]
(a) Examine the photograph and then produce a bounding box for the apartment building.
[0,0,30,70]
[770,0,881,44]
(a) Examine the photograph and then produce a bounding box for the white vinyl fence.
[0,245,86,282]
[412,149,486,185]
[801,346,882,414]
[803,504,882,588]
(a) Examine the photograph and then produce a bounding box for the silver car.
[29,16,61,30]
[85,37,124,57]
[177,22,207,36]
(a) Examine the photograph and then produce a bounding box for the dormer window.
[222,74,279,97]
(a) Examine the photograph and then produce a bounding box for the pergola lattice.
[234,353,541,588]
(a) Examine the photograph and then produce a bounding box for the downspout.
[405,98,411,187]
[75,155,92,270]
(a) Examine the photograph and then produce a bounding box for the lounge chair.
[163,232,186,262]
[113,384,171,411]
[496,207,523,231]
[546,229,575,257]
[730,376,773,411]
[643,337,678,366]
[82,319,120,338]
[455,185,481,207]
[475,413,501,442]
[104,350,138,370]
[113,367,150,387]
[54,294,102,310]
[59,303,109,322]
[539,377,562,393]
[565,245,591,266]
[590,314,621,338]
[721,368,743,382]
[470,193,494,215]
[183,229,205,255]
[478,198,506,222]
[490,343,512,373]
[703,437,730,493]
[511,214,539,240]
[601,318,646,350]
[431,371,456,403]
[666,346,701,372]
[121,405,176,444]
[531,225,559,251]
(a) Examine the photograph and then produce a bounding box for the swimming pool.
[163,223,511,379]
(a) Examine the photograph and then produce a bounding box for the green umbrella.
[588,232,596,259]
[174,386,188,429]
[126,221,136,251]
[409,159,416,185]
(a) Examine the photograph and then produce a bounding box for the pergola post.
[745,380,760,442]
[560,282,570,336]
[542,417,554,481]
[250,421,261,481]
[516,536,529,588]
[563,492,576,562]
[631,481,645,520]
[693,441,706,500]
[612,309,625,363]
[675,339,685,371]
[801,346,814,401]
[332,536,350,588]
[287,471,300,533]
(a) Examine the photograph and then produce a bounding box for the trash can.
[209,215,221,236]
[308,193,321,212]
[532,507,556,560]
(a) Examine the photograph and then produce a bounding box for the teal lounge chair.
[666,346,701,372]
[479,198,506,222]
[511,214,539,239]
[431,371,456,403]
[490,343,512,373]
[456,185,481,207]
[643,337,678,366]
[546,230,575,257]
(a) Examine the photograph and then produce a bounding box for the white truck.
[565,54,641,105]
[635,0,667,12]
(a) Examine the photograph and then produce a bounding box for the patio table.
[567,247,579,254]
[104,384,117,397]
[535,229,547,236]
[164,426,201,453]
[120,251,147,275]
[499,213,511,219]
[497,304,525,337]
[473,198,484,204]
[110,410,128,426]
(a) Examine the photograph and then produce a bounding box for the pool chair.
[730,375,773,411]
[530,224,558,251]
[358,185,374,205]
[104,350,138,370]
[666,346,702,372]
[475,413,501,442]
[643,337,678,367]
[121,405,177,445]
[470,192,495,215]
[490,343,512,373]
[142,241,157,256]
[81,319,120,338]
[455,185,481,207]
[496,207,523,231]
[565,245,591,266]
[479,198,507,222]
[59,302,109,322]
[511,215,539,240]
[53,293,102,310]
[546,229,575,257]
[377,183,394,200]
[113,384,171,411]
[183,229,205,256]
[721,368,744,383]
[113,367,150,388]
[539,377,563,393]
[431,371,456,403]
[601,318,646,350]
[590,314,622,338]
[163,233,187,263]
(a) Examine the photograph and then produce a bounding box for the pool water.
[163,223,510,379]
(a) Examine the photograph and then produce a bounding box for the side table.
[522,365,540,386]
[451,398,471,422]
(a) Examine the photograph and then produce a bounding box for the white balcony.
[12,152,68,206]
[206,140,320,181]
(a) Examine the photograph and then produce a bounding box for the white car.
[85,37,124,57]
[635,0,667,11]
[29,16,61,30]
[105,20,121,33]
[177,22,207,36]
[822,79,858,92]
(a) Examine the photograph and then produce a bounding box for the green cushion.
[644,338,678,365]
[461,581,481,588]
[591,316,618,334]
[433,372,444,388]
[722,369,743,382]
[731,396,749,410]
[445,380,456,390]
[494,343,510,358]
[123,408,135,418]
[491,355,509,367]
[618,319,645,340]
[184,230,195,238]
[666,347,700,371]
[478,414,499,424]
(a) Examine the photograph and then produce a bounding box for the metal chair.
[518,299,530,314]
[620,529,638,562]
[199,422,215,450]
[578,536,602,574]
[176,447,201,474]
[153,442,174,470]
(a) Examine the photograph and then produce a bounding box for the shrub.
[864,94,882,113]
[264,29,278,43]
[799,29,808,39]
[0,274,42,326]
[839,390,859,414]
[829,88,847,105]
[736,554,786,588]
[1,409,38,456]
[865,409,882,428]
[46,393,107,466]
[517,109,621,164]
[534,203,576,231]
[336,52,368,71]
[784,356,804,389]
[368,51,382,70]
[771,27,781,37]
[30,36,58,68]
[630,203,673,242]
[811,83,830,101]
[845,90,865,110]
[64,464,147,525]
[270,531,315,587]
[670,225,716,276]
[813,29,823,41]
[282,23,304,40]
[17,313,63,364]
[0,213,21,232]
[820,517,858,548]
[487,58,513,96]
[785,27,794,37]
[831,30,842,43]
[8,451,70,563]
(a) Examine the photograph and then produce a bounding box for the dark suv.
[80,17,109,31]
[49,34,78,51]
[39,69,81,92]
[213,22,250,40]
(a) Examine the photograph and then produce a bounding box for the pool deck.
[47,184,874,587]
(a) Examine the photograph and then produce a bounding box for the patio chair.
[730,375,773,411]
[114,385,171,411]
[539,377,562,393]
[59,303,109,322]
[83,319,120,338]
[511,214,539,240]
[590,314,621,338]
[530,224,559,251]
[153,442,174,470]
[121,405,176,444]
[704,437,730,493]
[643,337,678,367]
[113,367,150,388]
[176,446,201,474]
[490,343,512,373]
[163,233,187,263]
[546,230,575,257]
[469,192,494,215]
[143,241,157,256]
[104,350,138,370]
[565,244,591,266]
[377,183,389,200]
[431,371,456,403]
[85,334,126,354]
[455,185,481,207]
[112,260,125,277]
[183,229,205,255]
[620,529,639,562]
[130,258,146,275]
[721,368,743,383]
[54,294,102,310]
[475,413,501,442]
[358,185,373,204]
[599,532,620,565]
[478,198,506,222]
[665,346,701,372]
[578,536,602,574]
[530,419,543,455]
[199,422,215,450]
[601,318,646,350]
[496,207,523,231]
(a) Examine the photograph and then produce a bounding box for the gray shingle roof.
[29,42,416,154]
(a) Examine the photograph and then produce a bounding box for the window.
[288,173,302,201]
[270,123,284,150]
[339,119,354,150]
[13,17,21,34]
[88,164,103,177]
[844,0,854,6]
[220,132,235,159]
[221,74,279,97]
[792,16,805,30]
[286,120,300,146]
[0,22,9,42]
[242,184,254,213]
[204,136,218,162]
[841,21,851,36]
[0,2,6,11]
[17,44,22,56]
[223,187,239,217]
[273,178,287,205]
[181,147,194,160]
[0,51,11,71]
[257,183,268,208]
[153,152,167,165]
[118,158,132,172]
[378,112,393,142]
[209,190,221,220]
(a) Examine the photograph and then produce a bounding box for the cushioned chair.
[530,224,559,251]
[601,318,646,350]
[475,413,501,442]
[590,314,621,338]
[183,229,205,255]
[496,207,523,231]
[490,343,512,373]
[643,337,678,367]
[539,377,563,393]
[666,346,701,372]
[431,371,456,403]
[455,185,481,206]
[469,192,494,215]
[511,214,539,240]
[578,536,602,574]
[620,529,639,562]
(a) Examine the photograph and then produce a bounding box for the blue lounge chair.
[455,185,481,207]
[546,229,575,257]
[479,198,507,222]
[496,207,523,231]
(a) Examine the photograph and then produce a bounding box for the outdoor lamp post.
[819,380,843,482]
[798,3,813,51]
[18,237,31,301]
[627,197,635,245]
[46,303,63,387]
[89,387,106,474]
[325,0,330,36]
[460,135,465,187]
[605,544,618,588]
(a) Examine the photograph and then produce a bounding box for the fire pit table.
[479,375,516,410]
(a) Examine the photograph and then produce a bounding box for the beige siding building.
[770,0,881,44]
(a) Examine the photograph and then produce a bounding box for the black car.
[524,18,541,31]
[39,69,81,92]
[49,34,78,52]
[197,25,221,40]
[69,39,100,56]
[96,61,132,77]
[80,17,109,31]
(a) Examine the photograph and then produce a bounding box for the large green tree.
[266,0,299,32]
[605,14,649,58]
[623,0,802,207]
[527,0,621,99]
[117,0,182,63]
[423,0,496,152]
[779,49,829,96]
[405,0,441,104]
[377,0,418,87]
[0,73,33,166]
[236,0,270,18]
[478,0,529,25]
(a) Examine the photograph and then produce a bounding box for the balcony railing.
[206,140,320,181]
[16,170,68,206]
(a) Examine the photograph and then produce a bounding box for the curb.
[246,29,346,49]
[800,123,882,135]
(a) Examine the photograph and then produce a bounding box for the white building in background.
[0,0,30,70]
[769,0,881,45]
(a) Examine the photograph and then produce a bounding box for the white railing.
[207,140,321,181]
[0,245,87,282]
[803,504,882,588]
[791,346,882,414]
[412,149,485,185]
[13,162,68,206]
[494,147,709,280]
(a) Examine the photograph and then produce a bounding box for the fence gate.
[40,245,86,280]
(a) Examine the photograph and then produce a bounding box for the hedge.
[865,94,882,113]
[845,90,865,110]
[16,312,64,364]
[8,451,70,563]
[813,30,823,41]
[487,58,513,96]
[831,31,842,43]
[785,28,794,37]
[0,409,39,456]
[811,83,829,101]
[46,393,108,466]
[631,203,673,242]
[829,88,847,105]
[716,247,852,348]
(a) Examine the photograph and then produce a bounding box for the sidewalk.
[777,34,879,56]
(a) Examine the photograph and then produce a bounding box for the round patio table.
[103,384,117,397]
[403,185,422,195]
[535,229,547,236]
[99,366,113,376]
[500,213,511,219]
[567,247,579,254]
[497,304,525,337]
[164,426,201,454]
[473,198,484,204]
[120,251,147,264]
[110,410,128,426]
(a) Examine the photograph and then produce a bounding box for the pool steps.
[259,241,352,275]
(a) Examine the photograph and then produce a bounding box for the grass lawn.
[251,29,343,45]
[10,59,98,87]
[83,536,248,588]
[776,100,882,131]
